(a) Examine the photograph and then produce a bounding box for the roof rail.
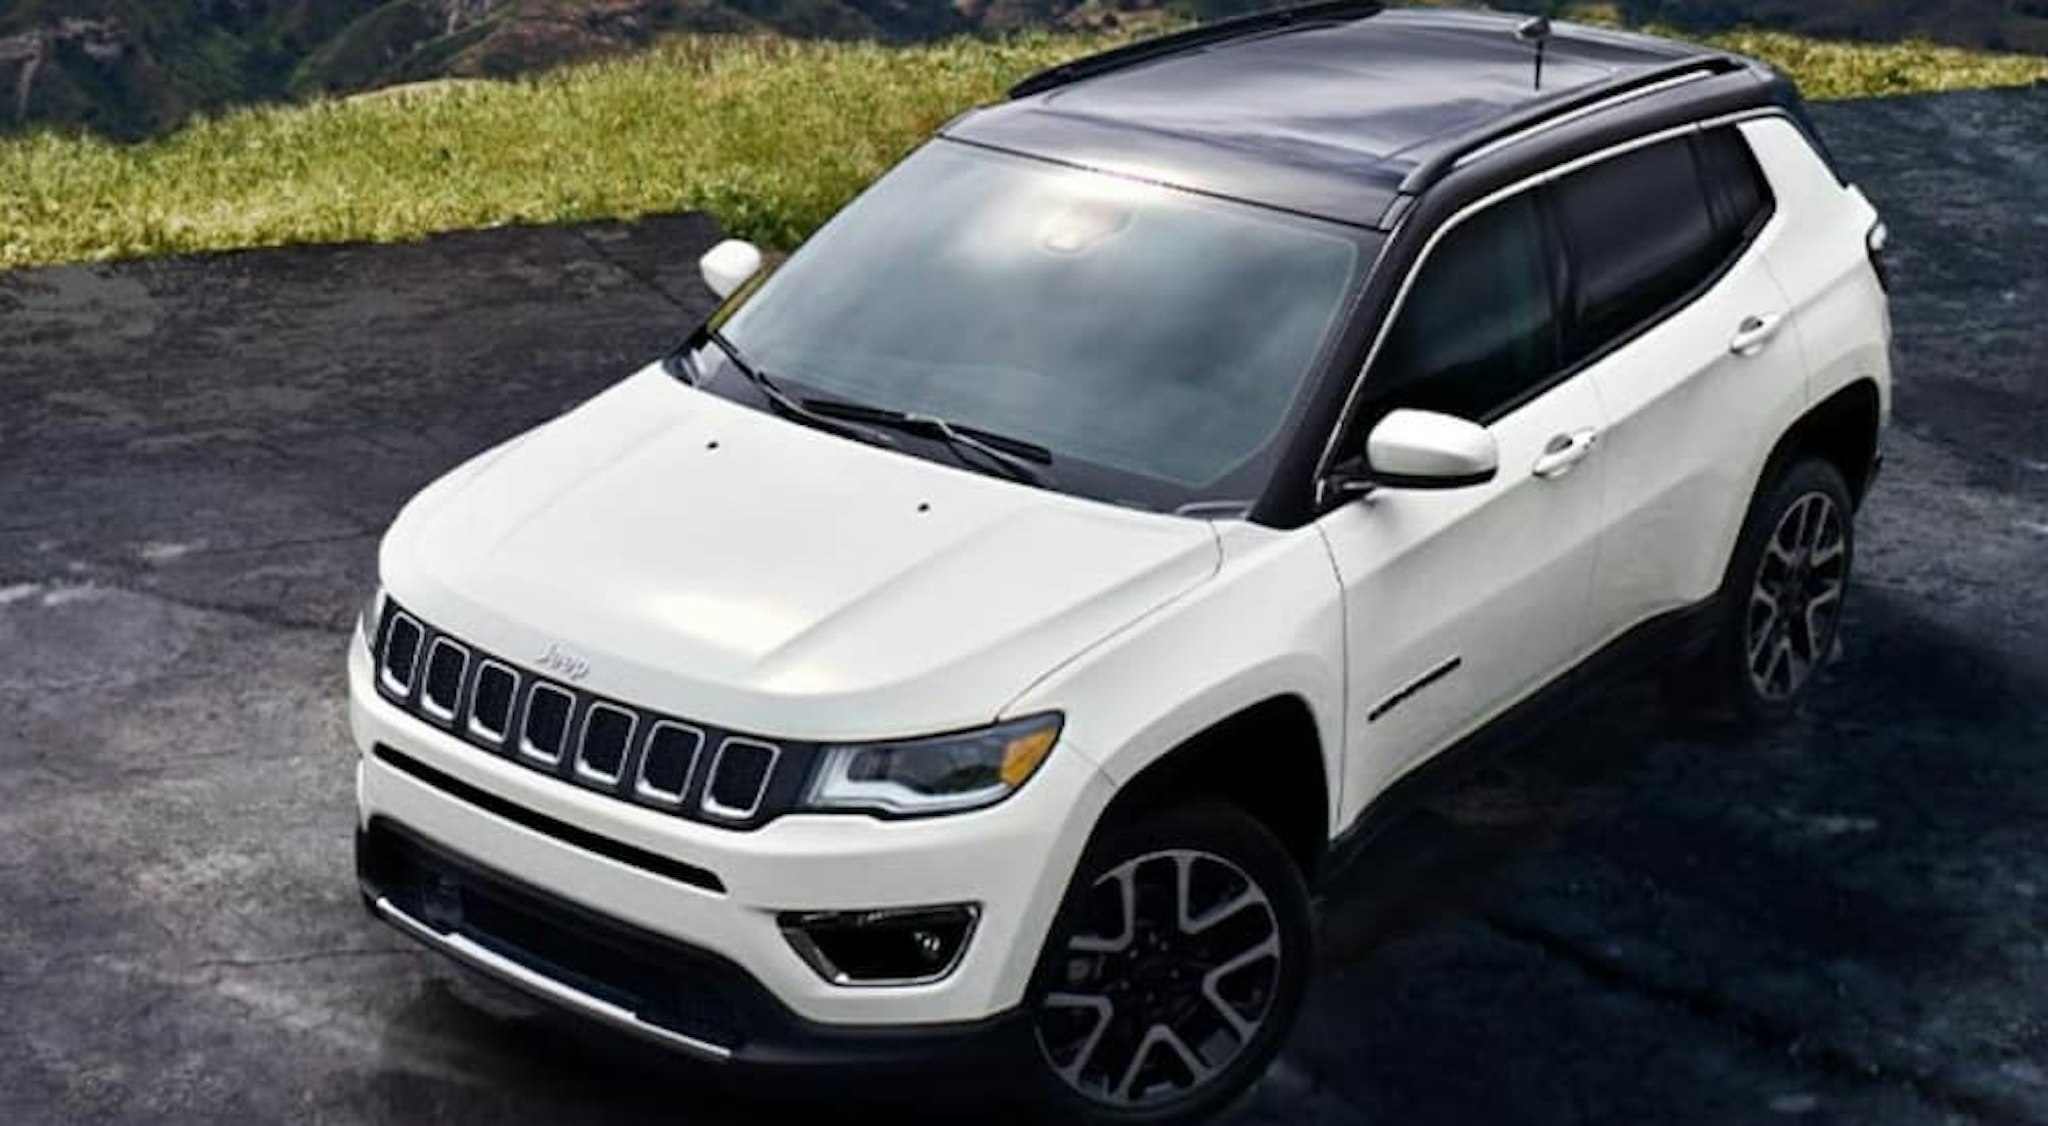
[1007,0,1384,100]
[1395,54,1747,195]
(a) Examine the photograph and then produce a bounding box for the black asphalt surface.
[2,87,2044,1125]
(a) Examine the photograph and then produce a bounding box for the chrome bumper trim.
[373,895,735,1062]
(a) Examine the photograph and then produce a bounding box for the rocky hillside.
[0,0,1146,138]
[3,0,2043,138]
[1620,0,2048,54]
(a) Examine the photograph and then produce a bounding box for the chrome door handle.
[1729,312,1786,356]
[1532,428,1599,479]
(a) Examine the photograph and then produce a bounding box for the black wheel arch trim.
[1095,695,1332,882]
[1318,593,1723,889]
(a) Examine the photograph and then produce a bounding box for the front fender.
[1004,520,1347,842]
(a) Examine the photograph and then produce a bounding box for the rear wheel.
[1026,804,1311,1124]
[1696,458,1856,726]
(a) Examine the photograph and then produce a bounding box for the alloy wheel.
[1036,848,1282,1109]
[1745,490,1848,702]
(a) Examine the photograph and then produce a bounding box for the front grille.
[371,599,815,831]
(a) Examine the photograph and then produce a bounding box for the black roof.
[947,5,1758,229]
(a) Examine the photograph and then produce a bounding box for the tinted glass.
[1696,126,1774,251]
[1552,137,1723,364]
[1366,192,1556,423]
[702,142,1372,508]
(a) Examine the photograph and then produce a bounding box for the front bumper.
[348,630,1115,1041]
[358,819,1030,1070]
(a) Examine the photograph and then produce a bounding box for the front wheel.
[1025,804,1312,1124]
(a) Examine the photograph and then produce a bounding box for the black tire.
[1694,457,1857,727]
[1022,803,1312,1125]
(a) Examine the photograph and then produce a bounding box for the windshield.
[694,141,1377,513]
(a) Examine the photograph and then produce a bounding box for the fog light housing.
[780,904,979,985]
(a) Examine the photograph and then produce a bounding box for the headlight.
[801,713,1063,816]
[358,585,385,652]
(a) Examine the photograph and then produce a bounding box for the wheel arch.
[1698,375,1881,611]
[1769,377,1884,506]
[1093,695,1331,881]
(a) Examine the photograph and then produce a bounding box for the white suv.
[350,4,1891,1121]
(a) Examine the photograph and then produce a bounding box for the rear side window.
[1695,126,1776,252]
[1550,136,1725,365]
[1366,192,1557,423]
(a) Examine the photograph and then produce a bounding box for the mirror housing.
[1361,409,1499,489]
[699,238,764,300]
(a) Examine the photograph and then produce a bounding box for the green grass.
[2,24,2044,273]
[1679,28,2048,99]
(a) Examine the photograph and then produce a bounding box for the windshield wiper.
[704,331,896,450]
[798,397,1052,486]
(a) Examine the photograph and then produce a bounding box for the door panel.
[1559,128,1813,645]
[1581,229,1806,641]
[1318,374,1607,819]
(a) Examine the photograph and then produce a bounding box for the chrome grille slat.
[467,661,518,744]
[519,682,576,767]
[634,721,705,807]
[420,638,469,722]
[379,613,425,697]
[369,601,794,830]
[702,738,779,822]
[574,702,638,786]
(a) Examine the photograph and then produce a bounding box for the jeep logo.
[535,643,591,683]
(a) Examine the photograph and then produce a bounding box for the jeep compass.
[350,4,1892,1120]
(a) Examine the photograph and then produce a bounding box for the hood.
[380,366,1220,740]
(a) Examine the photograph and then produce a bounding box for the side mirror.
[699,238,764,300]
[1361,408,1499,489]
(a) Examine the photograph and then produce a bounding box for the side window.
[1695,125,1776,254]
[1550,135,1723,365]
[1364,192,1557,424]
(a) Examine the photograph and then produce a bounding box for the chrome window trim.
[634,720,706,807]
[573,701,639,786]
[701,737,781,822]
[418,638,470,723]
[1311,107,1791,503]
[378,613,425,697]
[465,660,518,745]
[518,682,577,767]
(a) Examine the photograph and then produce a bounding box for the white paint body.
[351,112,1890,1030]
